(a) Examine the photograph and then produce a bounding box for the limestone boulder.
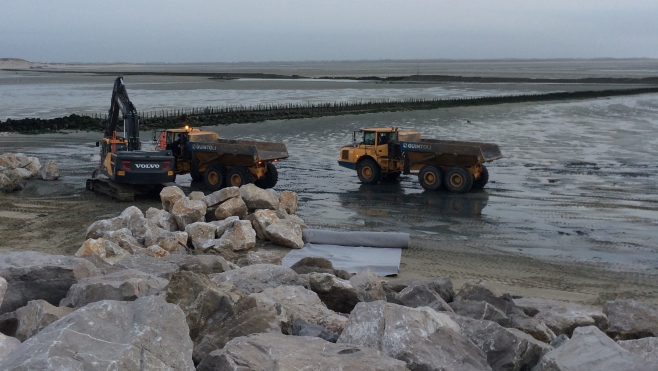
[395,283,453,312]
[177,255,233,275]
[125,214,161,246]
[13,167,32,180]
[142,245,169,258]
[0,333,20,363]
[290,256,336,275]
[451,314,551,371]
[514,298,608,336]
[13,300,74,342]
[102,228,143,254]
[215,220,256,251]
[383,277,455,303]
[266,219,303,248]
[113,255,180,280]
[60,269,169,308]
[248,209,279,240]
[338,301,490,371]
[454,281,518,314]
[36,160,59,180]
[154,230,188,253]
[0,277,7,308]
[74,237,108,259]
[25,157,40,177]
[239,183,279,210]
[210,264,307,295]
[0,169,23,193]
[0,154,17,169]
[197,332,409,371]
[450,300,510,327]
[0,252,100,314]
[160,185,186,212]
[278,190,298,214]
[85,216,125,239]
[508,313,556,343]
[0,296,195,371]
[164,271,245,345]
[145,207,178,231]
[292,318,340,342]
[205,186,240,207]
[603,300,658,340]
[235,250,284,267]
[617,337,658,363]
[307,272,360,314]
[350,269,387,302]
[534,326,653,371]
[210,216,240,237]
[171,198,206,229]
[185,222,218,250]
[12,154,30,169]
[214,196,248,220]
[188,191,205,201]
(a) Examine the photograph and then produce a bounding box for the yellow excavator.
[86,77,176,201]
[338,127,502,193]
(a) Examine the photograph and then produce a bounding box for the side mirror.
[95,141,100,147]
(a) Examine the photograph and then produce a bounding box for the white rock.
[215,220,256,251]
[145,207,178,231]
[239,183,279,210]
[279,190,298,214]
[185,222,219,250]
[266,220,303,249]
[214,196,248,220]
[160,185,186,212]
[171,198,207,230]
[36,160,59,180]
[204,187,240,207]
[210,216,240,237]
[248,209,279,240]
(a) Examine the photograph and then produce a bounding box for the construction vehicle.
[338,127,502,193]
[156,126,288,191]
[86,77,176,201]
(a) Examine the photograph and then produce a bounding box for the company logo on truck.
[135,164,160,169]
[401,142,433,151]
[191,143,218,152]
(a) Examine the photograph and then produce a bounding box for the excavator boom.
[106,77,140,151]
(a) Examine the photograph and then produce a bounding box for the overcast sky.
[2,0,657,63]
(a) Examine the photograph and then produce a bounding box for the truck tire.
[356,158,381,185]
[226,166,254,187]
[204,164,227,191]
[190,157,203,182]
[444,166,474,194]
[472,165,489,190]
[255,163,278,189]
[418,165,442,191]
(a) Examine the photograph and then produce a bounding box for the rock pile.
[0,184,656,370]
[0,153,60,192]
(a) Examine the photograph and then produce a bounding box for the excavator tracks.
[86,177,135,202]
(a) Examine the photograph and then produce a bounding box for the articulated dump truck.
[338,127,502,193]
[158,127,289,191]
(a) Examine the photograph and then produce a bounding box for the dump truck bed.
[188,139,289,162]
[400,139,503,163]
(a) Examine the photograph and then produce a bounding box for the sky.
[2,0,657,63]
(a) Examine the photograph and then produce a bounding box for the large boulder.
[197,333,410,371]
[290,256,351,279]
[534,326,653,371]
[0,296,195,370]
[0,333,20,363]
[25,157,41,177]
[74,237,108,259]
[145,207,178,231]
[204,187,240,208]
[514,298,608,336]
[113,255,181,280]
[171,198,207,230]
[102,228,143,254]
[60,269,169,308]
[617,337,658,363]
[292,318,339,342]
[0,154,18,169]
[235,250,284,267]
[450,300,510,327]
[0,277,7,307]
[160,185,186,212]
[13,167,32,180]
[177,255,234,275]
[349,269,386,302]
[603,300,658,340]
[210,264,307,295]
[214,196,248,220]
[507,312,556,343]
[239,184,279,210]
[395,283,453,312]
[185,222,218,250]
[13,300,74,342]
[85,216,125,239]
[12,154,30,169]
[213,220,256,251]
[278,190,298,214]
[248,209,279,240]
[153,230,189,253]
[0,252,100,314]
[164,271,245,345]
[265,220,303,248]
[450,314,551,371]
[36,160,59,180]
[454,281,517,314]
[383,277,455,303]
[307,272,360,314]
[0,169,24,193]
[338,301,491,371]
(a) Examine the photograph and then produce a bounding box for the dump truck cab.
[338,127,407,183]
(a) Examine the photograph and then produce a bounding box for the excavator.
[86,77,176,201]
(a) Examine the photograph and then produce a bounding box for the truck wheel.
[227,166,254,187]
[444,167,474,193]
[255,163,278,189]
[418,165,442,191]
[472,165,489,190]
[204,164,227,191]
[190,157,203,182]
[357,158,381,184]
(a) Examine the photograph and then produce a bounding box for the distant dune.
[0,58,49,69]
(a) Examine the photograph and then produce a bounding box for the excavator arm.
[105,77,141,151]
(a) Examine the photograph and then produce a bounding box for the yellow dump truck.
[158,127,288,191]
[338,127,502,193]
